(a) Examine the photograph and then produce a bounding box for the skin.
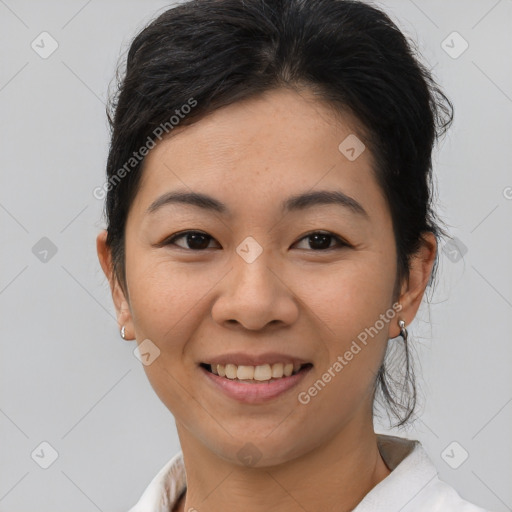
[97,87,436,512]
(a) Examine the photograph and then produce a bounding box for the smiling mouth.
[200,362,313,382]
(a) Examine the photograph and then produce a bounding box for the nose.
[210,249,299,331]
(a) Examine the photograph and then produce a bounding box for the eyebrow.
[146,189,369,219]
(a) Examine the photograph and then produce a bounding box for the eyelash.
[161,230,350,252]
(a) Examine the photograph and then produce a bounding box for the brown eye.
[164,231,218,250]
[294,231,349,251]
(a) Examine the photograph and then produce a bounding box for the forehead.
[130,87,387,223]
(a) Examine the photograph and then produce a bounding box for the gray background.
[1,0,511,511]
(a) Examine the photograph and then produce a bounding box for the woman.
[96,0,491,510]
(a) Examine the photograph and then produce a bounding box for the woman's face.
[102,87,415,465]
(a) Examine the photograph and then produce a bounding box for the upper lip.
[200,352,312,367]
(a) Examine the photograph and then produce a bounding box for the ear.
[389,232,437,338]
[96,229,134,339]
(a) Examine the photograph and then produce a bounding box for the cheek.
[295,256,397,337]
[125,249,212,340]
[292,251,397,401]
[124,257,211,413]
[291,265,394,431]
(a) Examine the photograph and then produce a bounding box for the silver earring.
[398,319,408,342]
[120,326,126,339]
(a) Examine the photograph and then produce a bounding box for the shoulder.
[126,451,186,512]
[411,477,490,512]
[354,434,492,512]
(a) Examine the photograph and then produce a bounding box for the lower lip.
[200,365,313,404]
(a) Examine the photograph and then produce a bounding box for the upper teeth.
[210,362,299,381]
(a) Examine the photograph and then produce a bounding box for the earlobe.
[117,297,134,340]
[393,232,437,336]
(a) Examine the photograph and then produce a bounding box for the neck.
[174,419,391,512]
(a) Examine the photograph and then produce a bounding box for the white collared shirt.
[127,434,491,512]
